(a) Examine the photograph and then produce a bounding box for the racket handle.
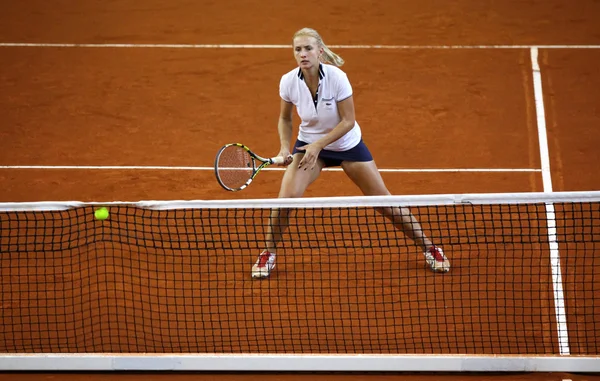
[271,155,293,165]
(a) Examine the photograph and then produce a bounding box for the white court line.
[0,165,540,173]
[531,48,554,191]
[530,47,570,356]
[1,43,600,49]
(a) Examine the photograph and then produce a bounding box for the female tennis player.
[252,27,450,278]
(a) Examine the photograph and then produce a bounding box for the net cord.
[1,190,600,211]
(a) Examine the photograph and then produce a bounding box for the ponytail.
[321,45,345,67]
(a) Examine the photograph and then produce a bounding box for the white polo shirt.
[279,64,362,152]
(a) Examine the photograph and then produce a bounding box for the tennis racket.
[214,143,291,192]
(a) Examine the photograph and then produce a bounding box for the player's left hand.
[296,143,322,170]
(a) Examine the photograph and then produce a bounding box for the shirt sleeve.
[279,74,291,102]
[335,71,353,102]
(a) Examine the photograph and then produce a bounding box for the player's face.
[293,36,322,70]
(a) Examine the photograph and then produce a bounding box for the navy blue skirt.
[292,139,373,167]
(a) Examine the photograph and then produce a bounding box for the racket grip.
[271,155,293,165]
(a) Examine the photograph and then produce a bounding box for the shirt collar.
[298,63,324,80]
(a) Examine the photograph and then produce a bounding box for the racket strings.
[216,145,254,189]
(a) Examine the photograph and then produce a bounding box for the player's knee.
[278,180,309,198]
[279,189,305,198]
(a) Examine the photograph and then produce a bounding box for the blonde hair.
[293,27,345,67]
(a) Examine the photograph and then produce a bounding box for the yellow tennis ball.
[94,207,109,220]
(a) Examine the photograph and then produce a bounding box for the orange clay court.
[1,1,600,381]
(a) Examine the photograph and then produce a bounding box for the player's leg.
[341,160,450,272]
[252,154,325,278]
[267,153,325,249]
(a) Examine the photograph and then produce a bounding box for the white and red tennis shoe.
[424,246,450,272]
[251,250,276,278]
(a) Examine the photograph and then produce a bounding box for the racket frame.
[214,143,286,192]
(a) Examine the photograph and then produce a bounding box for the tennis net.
[0,192,599,371]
